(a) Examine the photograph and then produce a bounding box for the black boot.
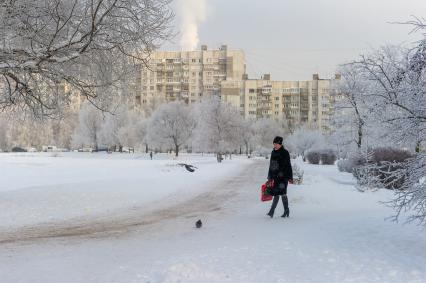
[281,209,289,218]
[267,196,279,218]
[281,195,289,217]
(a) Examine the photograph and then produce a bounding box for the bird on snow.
[195,219,202,228]
[177,163,198,172]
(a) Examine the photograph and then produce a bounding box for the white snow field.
[0,153,425,283]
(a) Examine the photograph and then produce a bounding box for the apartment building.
[222,74,340,132]
[135,45,246,106]
[135,45,339,132]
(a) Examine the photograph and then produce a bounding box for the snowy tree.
[116,110,142,150]
[331,64,369,155]
[251,118,286,156]
[285,127,325,160]
[192,96,243,161]
[141,96,166,118]
[147,101,195,157]
[99,106,128,150]
[72,102,104,150]
[134,118,149,152]
[0,115,9,150]
[348,18,426,225]
[0,0,173,116]
[239,118,256,156]
[48,111,78,149]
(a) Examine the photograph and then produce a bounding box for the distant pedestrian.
[150,151,153,160]
[266,136,293,218]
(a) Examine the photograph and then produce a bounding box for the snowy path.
[0,159,261,244]
[1,158,426,283]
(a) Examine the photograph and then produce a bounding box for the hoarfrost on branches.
[0,0,174,116]
[342,17,426,225]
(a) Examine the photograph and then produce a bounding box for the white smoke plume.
[178,0,207,51]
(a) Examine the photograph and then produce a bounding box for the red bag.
[261,180,273,202]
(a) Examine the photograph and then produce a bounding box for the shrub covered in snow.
[319,149,337,165]
[292,163,304,184]
[353,147,413,190]
[305,151,320,164]
[337,151,366,173]
[306,149,336,165]
[369,147,412,164]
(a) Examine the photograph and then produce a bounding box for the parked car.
[78,147,93,152]
[42,145,58,152]
[121,146,135,153]
[92,146,108,152]
[12,146,27,152]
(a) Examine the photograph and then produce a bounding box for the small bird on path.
[195,219,202,228]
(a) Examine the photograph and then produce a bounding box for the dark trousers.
[268,181,289,215]
[269,195,289,215]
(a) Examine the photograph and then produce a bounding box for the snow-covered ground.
[0,153,425,283]
[0,152,248,230]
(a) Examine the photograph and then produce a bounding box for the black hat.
[273,136,283,145]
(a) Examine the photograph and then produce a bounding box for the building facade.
[222,74,340,132]
[136,45,339,132]
[136,45,246,106]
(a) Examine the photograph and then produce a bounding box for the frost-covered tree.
[285,127,325,160]
[147,101,195,157]
[99,105,128,149]
[116,110,142,150]
[0,109,77,150]
[0,0,173,116]
[0,115,10,150]
[239,118,256,155]
[332,64,369,154]
[192,96,243,161]
[348,18,426,225]
[251,118,286,156]
[72,102,104,150]
[134,118,149,152]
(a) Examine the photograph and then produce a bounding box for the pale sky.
[164,0,426,81]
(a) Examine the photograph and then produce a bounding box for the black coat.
[267,146,293,195]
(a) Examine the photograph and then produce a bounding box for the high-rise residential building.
[135,45,339,132]
[221,74,340,132]
[135,45,246,107]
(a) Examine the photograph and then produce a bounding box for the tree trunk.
[357,120,363,149]
[415,141,421,153]
[175,144,179,157]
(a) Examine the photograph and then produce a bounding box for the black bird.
[177,163,198,172]
[195,219,202,228]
